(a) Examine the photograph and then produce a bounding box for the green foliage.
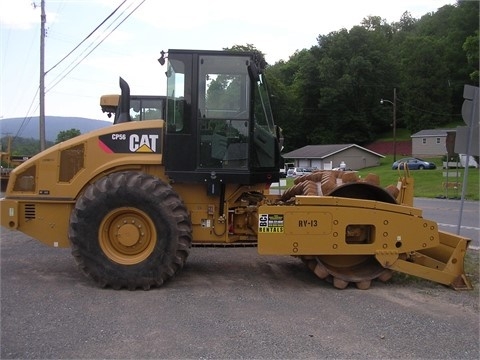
[0,136,54,157]
[1,129,83,158]
[223,44,267,68]
[463,30,479,84]
[55,129,81,144]
[265,1,479,149]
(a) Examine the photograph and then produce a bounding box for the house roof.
[283,144,384,159]
[411,129,456,138]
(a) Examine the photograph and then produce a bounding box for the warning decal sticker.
[259,214,284,233]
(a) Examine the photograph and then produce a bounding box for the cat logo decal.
[98,129,162,154]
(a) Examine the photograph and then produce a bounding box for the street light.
[380,87,397,162]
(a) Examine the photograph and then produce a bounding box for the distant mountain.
[0,116,112,141]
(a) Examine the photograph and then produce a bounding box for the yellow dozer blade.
[377,230,472,290]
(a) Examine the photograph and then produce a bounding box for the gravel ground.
[1,229,479,360]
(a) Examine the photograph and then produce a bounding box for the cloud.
[0,0,457,119]
[0,0,38,30]
[0,0,62,31]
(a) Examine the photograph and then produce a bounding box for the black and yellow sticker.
[259,214,284,233]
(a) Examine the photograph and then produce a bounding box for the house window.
[422,138,426,144]
[436,137,441,144]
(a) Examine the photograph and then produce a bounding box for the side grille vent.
[24,204,36,220]
[59,144,85,182]
[13,165,36,192]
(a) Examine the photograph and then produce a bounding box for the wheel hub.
[99,208,157,265]
[116,223,141,247]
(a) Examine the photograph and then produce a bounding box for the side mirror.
[157,50,166,65]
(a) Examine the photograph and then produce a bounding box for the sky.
[0,0,456,124]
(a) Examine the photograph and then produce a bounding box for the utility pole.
[380,87,397,162]
[39,0,46,151]
[392,87,397,162]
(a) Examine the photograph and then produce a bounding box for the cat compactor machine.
[0,49,472,290]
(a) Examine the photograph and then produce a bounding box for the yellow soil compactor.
[0,49,472,290]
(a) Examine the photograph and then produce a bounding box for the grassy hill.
[356,155,479,201]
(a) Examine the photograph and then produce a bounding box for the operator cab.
[100,93,166,123]
[160,49,283,192]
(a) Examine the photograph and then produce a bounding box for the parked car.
[286,169,295,177]
[392,157,437,170]
[292,167,317,176]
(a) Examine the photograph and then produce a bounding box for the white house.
[282,144,384,170]
[411,129,454,157]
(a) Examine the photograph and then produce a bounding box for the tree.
[265,59,299,152]
[312,24,396,144]
[235,2,479,151]
[224,44,267,67]
[1,136,54,157]
[396,35,453,132]
[463,31,479,84]
[395,11,417,32]
[55,129,81,144]
[394,1,479,132]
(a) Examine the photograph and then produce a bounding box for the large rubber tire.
[69,171,192,290]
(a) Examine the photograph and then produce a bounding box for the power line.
[45,0,127,75]
[396,97,461,117]
[10,89,40,141]
[45,0,147,93]
[8,1,144,143]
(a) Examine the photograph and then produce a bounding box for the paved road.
[1,227,478,359]
[414,198,479,249]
